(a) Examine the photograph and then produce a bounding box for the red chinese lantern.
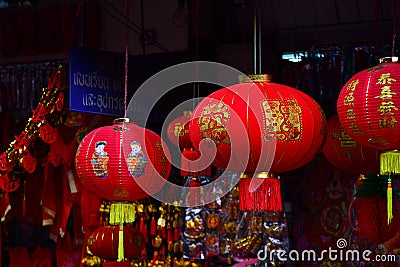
[322,115,380,174]
[88,225,146,260]
[337,57,400,224]
[167,111,212,206]
[75,118,171,202]
[166,111,193,149]
[190,75,326,211]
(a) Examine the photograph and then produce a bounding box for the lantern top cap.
[238,74,272,83]
[240,172,277,178]
[113,118,130,124]
[379,57,399,63]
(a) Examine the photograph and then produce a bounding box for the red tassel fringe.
[189,177,201,207]
[239,177,282,212]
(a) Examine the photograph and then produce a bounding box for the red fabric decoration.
[21,151,37,174]
[190,78,326,211]
[80,188,102,233]
[9,246,53,267]
[322,115,380,174]
[40,124,58,144]
[75,119,171,201]
[87,225,146,260]
[337,59,400,150]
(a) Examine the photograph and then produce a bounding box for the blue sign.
[68,46,125,116]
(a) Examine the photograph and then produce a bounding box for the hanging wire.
[392,0,398,57]
[103,0,170,54]
[123,0,129,118]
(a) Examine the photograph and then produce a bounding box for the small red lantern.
[75,118,171,202]
[88,225,146,260]
[167,111,193,149]
[322,115,380,174]
[190,75,326,211]
[167,111,212,178]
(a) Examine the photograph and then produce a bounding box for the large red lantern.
[322,115,380,174]
[75,118,171,202]
[190,75,326,211]
[87,225,146,260]
[337,57,400,224]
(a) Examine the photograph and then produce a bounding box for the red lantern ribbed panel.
[75,121,171,201]
[337,61,400,150]
[189,81,326,173]
[322,115,380,174]
[88,225,145,260]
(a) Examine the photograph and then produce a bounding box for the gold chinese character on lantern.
[339,125,356,148]
[343,92,355,106]
[375,86,396,100]
[346,79,359,91]
[346,109,356,120]
[348,122,365,134]
[378,116,398,129]
[377,101,399,115]
[377,73,397,85]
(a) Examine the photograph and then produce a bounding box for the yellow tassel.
[109,202,136,225]
[380,150,400,175]
[117,222,124,262]
[388,178,393,225]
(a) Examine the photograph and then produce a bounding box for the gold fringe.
[117,223,124,262]
[380,151,400,175]
[109,202,136,225]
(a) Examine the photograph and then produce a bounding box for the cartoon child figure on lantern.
[127,141,147,178]
[91,141,109,178]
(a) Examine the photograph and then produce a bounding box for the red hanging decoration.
[75,118,171,201]
[322,115,380,174]
[167,112,212,177]
[190,75,326,211]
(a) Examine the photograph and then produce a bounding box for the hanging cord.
[61,0,84,59]
[392,0,398,57]
[193,0,200,109]
[103,0,169,53]
[253,0,261,74]
[124,0,129,118]
[140,0,146,55]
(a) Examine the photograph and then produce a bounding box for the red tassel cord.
[189,176,201,207]
[140,217,148,243]
[238,177,282,212]
[150,215,156,236]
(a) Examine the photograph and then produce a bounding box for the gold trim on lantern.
[238,74,272,83]
[380,149,400,175]
[379,57,399,63]
[240,172,276,178]
[114,118,130,124]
